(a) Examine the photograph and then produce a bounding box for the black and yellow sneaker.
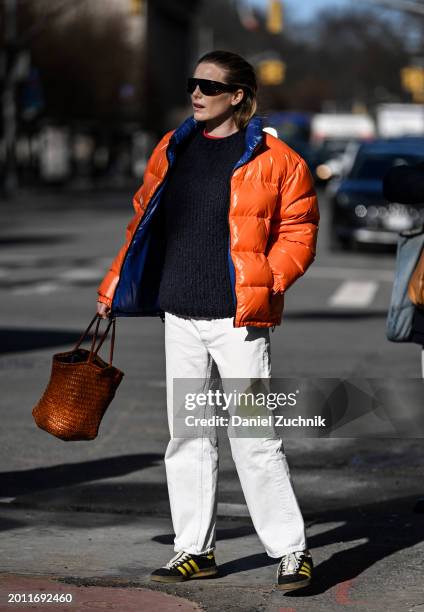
[275,549,313,591]
[150,551,218,583]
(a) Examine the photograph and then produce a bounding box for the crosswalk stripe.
[309,266,393,282]
[59,268,104,280]
[12,282,61,295]
[4,259,387,313]
[328,281,379,308]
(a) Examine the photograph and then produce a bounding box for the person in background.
[384,162,424,350]
[96,50,319,591]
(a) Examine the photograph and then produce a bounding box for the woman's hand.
[97,300,111,319]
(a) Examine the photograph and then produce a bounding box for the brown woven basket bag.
[32,313,124,441]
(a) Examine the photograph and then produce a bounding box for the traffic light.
[129,0,143,15]
[401,66,424,102]
[267,0,283,34]
[258,59,286,86]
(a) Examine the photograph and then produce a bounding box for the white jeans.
[163,311,307,559]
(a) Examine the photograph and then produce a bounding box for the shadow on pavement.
[287,499,424,597]
[0,234,72,246]
[206,495,424,594]
[218,551,276,574]
[0,454,162,497]
[0,516,28,532]
[152,524,256,547]
[2,458,424,596]
[0,328,96,354]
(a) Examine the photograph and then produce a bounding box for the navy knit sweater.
[157,125,246,318]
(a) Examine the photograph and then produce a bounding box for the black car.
[330,137,424,250]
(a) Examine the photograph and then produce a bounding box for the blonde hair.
[196,50,258,130]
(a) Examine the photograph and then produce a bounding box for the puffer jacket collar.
[166,114,265,167]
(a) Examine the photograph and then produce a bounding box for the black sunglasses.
[187,77,241,96]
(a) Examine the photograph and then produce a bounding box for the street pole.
[2,0,18,198]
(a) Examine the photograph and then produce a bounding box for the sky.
[248,0,361,21]
[285,0,353,20]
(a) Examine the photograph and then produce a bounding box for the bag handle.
[91,317,116,365]
[73,313,99,352]
[73,313,116,366]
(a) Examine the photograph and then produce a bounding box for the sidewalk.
[1,501,424,612]
[0,573,201,612]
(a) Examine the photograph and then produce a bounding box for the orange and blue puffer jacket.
[97,115,320,328]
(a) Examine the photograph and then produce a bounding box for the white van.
[376,103,424,137]
[311,113,376,142]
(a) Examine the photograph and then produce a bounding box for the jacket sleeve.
[96,131,173,308]
[266,158,320,294]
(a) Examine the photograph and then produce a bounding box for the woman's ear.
[232,88,245,106]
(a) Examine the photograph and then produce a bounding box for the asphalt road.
[1,187,423,612]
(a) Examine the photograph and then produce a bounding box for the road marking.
[309,266,394,282]
[328,281,379,308]
[12,282,61,295]
[59,268,103,281]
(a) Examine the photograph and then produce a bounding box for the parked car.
[310,113,376,184]
[316,139,363,183]
[329,137,424,250]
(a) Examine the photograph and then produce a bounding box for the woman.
[96,50,319,592]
